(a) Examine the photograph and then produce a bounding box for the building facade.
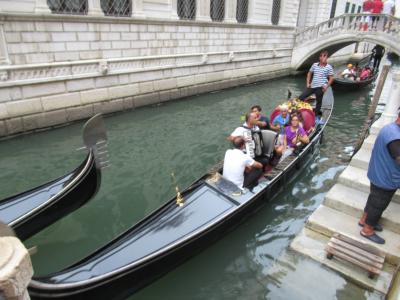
[0,0,366,137]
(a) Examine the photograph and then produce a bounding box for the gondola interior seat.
[261,130,278,159]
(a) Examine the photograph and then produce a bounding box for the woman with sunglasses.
[283,114,310,152]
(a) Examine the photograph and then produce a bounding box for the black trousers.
[364,182,396,226]
[255,156,269,167]
[243,168,263,189]
[299,87,324,116]
[373,55,382,70]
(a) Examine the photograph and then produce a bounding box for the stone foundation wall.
[0,14,295,137]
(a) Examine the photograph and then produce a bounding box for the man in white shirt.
[223,137,263,190]
[383,0,395,31]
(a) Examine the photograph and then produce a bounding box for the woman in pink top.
[359,67,372,81]
[371,0,383,29]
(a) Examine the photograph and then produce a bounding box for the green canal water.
[0,76,382,300]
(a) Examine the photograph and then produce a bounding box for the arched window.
[178,0,196,20]
[47,0,88,14]
[236,0,248,23]
[210,0,224,22]
[271,0,281,25]
[101,0,131,17]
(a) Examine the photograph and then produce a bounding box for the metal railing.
[47,0,87,15]
[271,0,281,25]
[295,13,400,46]
[177,0,196,20]
[101,0,131,17]
[210,0,224,22]
[236,0,248,23]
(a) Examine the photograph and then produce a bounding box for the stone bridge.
[292,13,400,70]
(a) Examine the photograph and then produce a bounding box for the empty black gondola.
[29,89,333,299]
[0,114,108,241]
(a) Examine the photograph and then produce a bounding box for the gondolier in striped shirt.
[298,50,334,122]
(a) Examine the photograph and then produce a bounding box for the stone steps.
[291,227,397,296]
[350,147,371,170]
[306,205,400,266]
[338,165,400,204]
[362,134,376,151]
[324,184,400,234]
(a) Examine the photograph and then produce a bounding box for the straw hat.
[347,64,353,68]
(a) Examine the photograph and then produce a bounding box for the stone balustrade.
[295,14,400,46]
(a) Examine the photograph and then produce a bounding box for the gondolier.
[299,50,334,121]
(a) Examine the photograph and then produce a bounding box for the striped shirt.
[309,63,334,88]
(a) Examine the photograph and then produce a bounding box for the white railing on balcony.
[295,14,400,47]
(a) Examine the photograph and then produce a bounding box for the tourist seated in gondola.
[270,104,289,145]
[223,137,263,190]
[228,112,270,167]
[341,64,356,80]
[357,66,372,81]
[251,105,270,130]
[283,114,310,154]
[270,104,289,134]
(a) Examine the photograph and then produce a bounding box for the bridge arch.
[292,14,400,70]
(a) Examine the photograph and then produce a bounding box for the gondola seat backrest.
[261,130,278,159]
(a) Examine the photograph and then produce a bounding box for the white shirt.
[223,149,255,189]
[383,0,394,14]
[230,123,260,137]
[341,68,352,76]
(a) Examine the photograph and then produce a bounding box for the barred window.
[271,0,281,25]
[47,0,87,14]
[345,2,350,13]
[210,0,224,22]
[101,0,131,17]
[178,0,196,20]
[329,0,337,18]
[236,0,248,23]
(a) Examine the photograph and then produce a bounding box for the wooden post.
[352,64,390,156]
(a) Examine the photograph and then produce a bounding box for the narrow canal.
[0,75,381,299]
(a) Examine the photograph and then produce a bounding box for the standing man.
[223,137,263,190]
[361,0,374,31]
[371,44,385,71]
[383,0,395,31]
[371,0,384,29]
[359,110,400,244]
[298,50,334,121]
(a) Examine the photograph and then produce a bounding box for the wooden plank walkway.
[325,233,385,279]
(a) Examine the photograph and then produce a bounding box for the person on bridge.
[371,44,385,70]
[383,0,395,31]
[298,50,334,121]
[371,0,384,29]
[361,0,374,31]
[359,109,400,244]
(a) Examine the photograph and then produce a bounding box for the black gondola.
[332,55,377,91]
[0,114,108,241]
[332,71,377,91]
[29,89,334,300]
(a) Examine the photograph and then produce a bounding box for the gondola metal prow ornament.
[171,172,184,207]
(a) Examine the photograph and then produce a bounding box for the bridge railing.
[295,14,400,47]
